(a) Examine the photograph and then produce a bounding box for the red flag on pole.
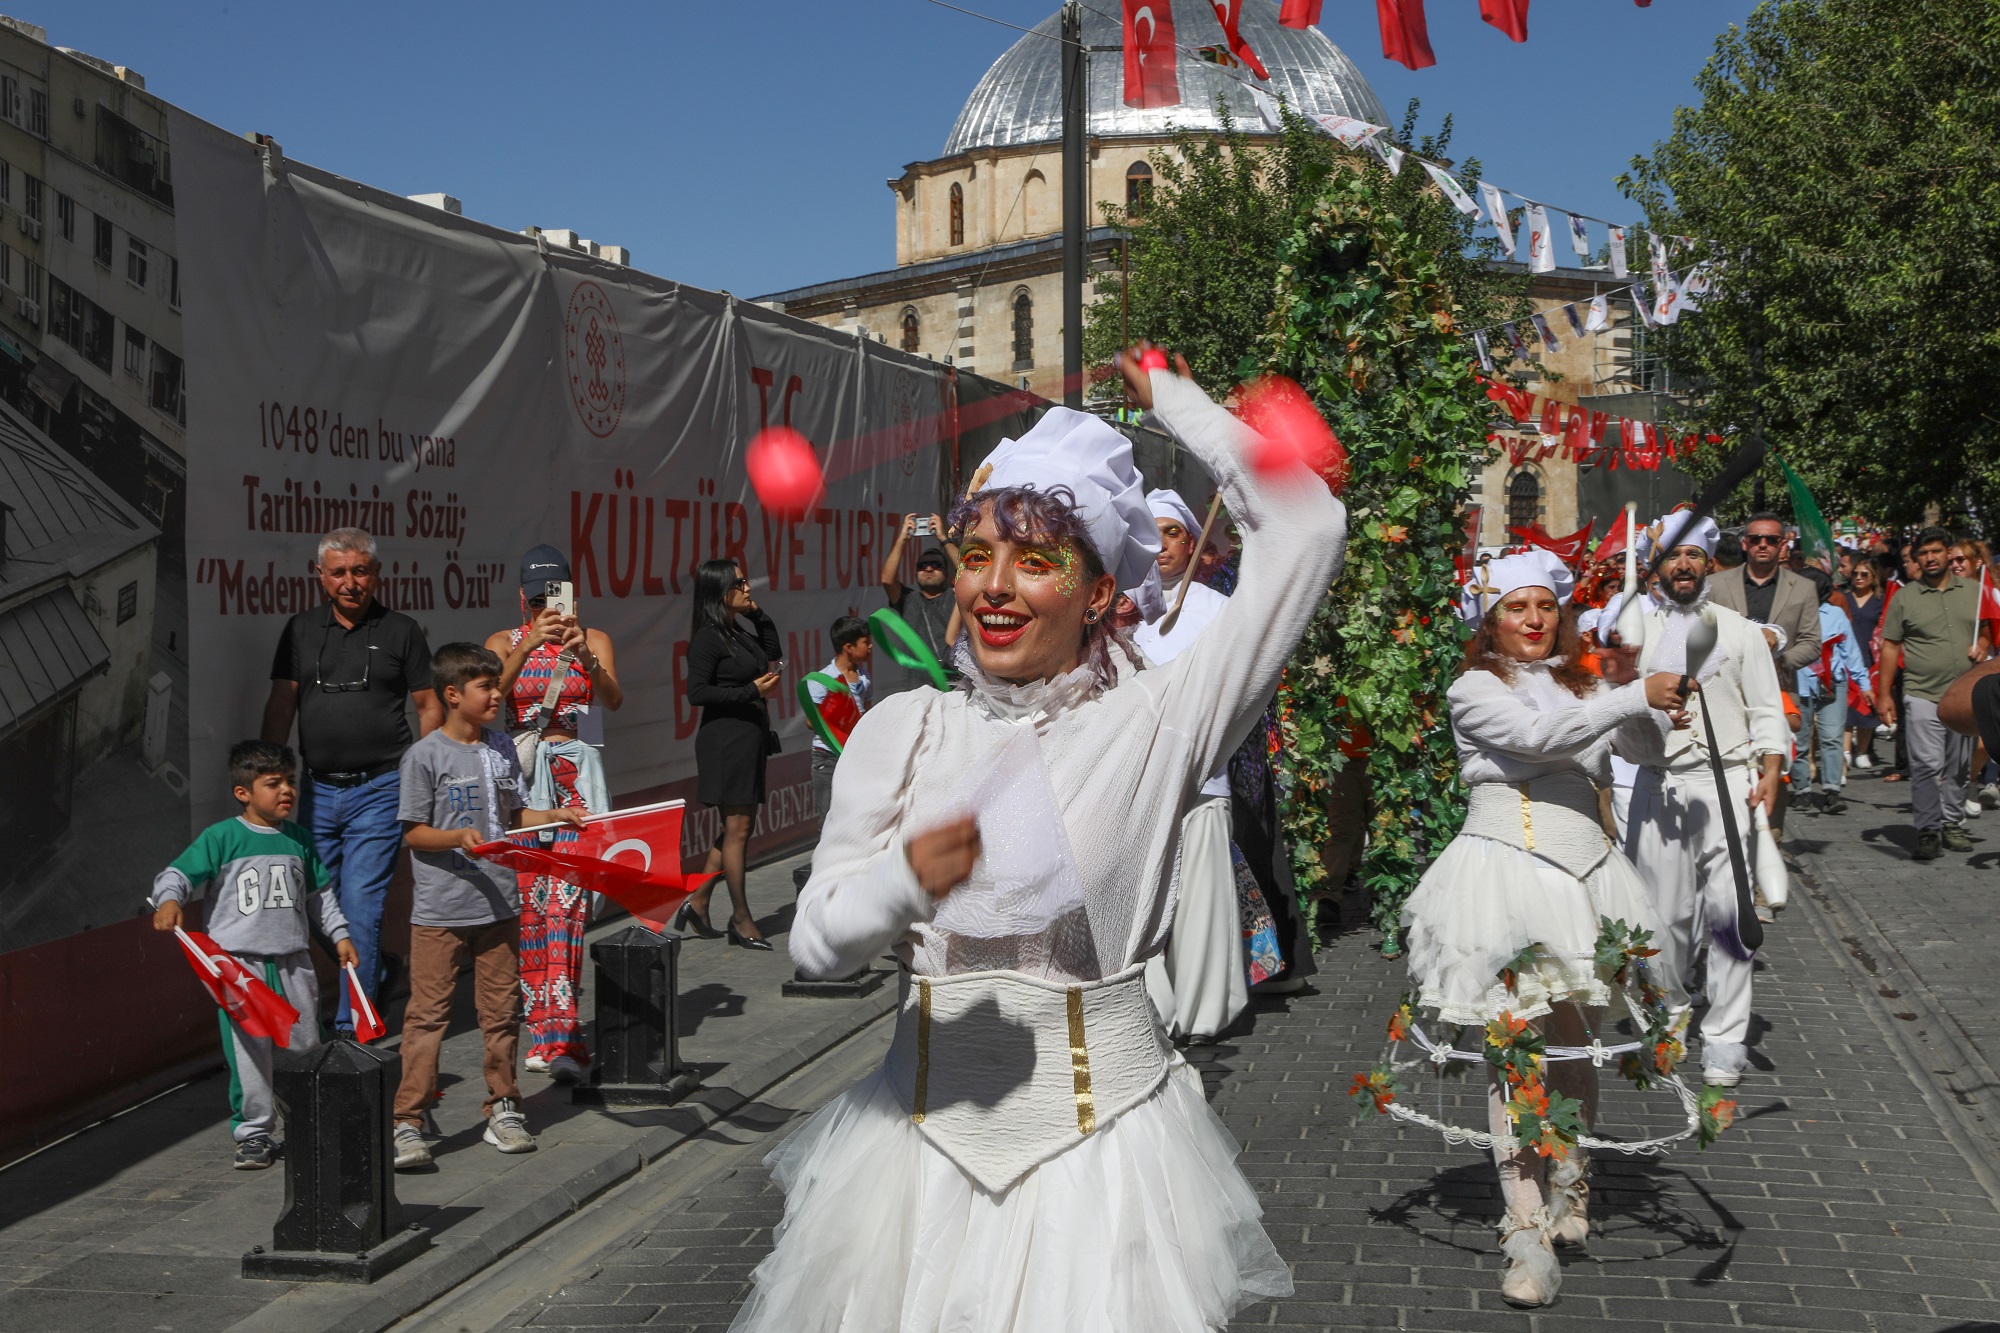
[1123,0,1181,109]
[1592,509,1632,564]
[1507,520,1596,567]
[1976,564,2000,651]
[175,928,301,1045]
[346,962,386,1043]
[473,800,716,935]
[1375,0,1435,70]
[1479,0,1529,41]
[1278,0,1322,27]
[1208,0,1269,79]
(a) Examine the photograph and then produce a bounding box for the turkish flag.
[1376,0,1435,70]
[1480,0,1529,41]
[474,800,715,935]
[816,689,862,749]
[175,929,301,1045]
[1208,0,1269,79]
[346,963,387,1043]
[1978,565,2000,648]
[1279,0,1322,27]
[1123,0,1181,109]
[1592,509,1631,564]
[1508,520,1595,567]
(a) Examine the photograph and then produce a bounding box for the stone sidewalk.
[0,851,894,1333]
[516,817,2000,1331]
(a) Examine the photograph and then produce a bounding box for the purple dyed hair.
[947,483,1140,687]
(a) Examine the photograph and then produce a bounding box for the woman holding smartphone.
[680,558,782,949]
[487,545,624,1081]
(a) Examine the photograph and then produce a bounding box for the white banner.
[169,115,997,856]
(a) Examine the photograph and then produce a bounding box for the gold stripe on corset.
[911,979,932,1124]
[1518,782,1536,850]
[1067,986,1097,1136]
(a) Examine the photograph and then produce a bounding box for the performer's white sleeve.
[1140,372,1347,797]
[1450,669,1654,760]
[1610,703,1673,768]
[1736,618,1791,759]
[788,692,940,980]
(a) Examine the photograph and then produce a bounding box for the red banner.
[1123,0,1181,109]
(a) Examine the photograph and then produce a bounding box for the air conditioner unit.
[17,297,39,323]
[17,214,38,240]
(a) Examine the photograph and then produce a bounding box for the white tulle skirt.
[727,1057,1293,1332]
[1400,834,1668,1026]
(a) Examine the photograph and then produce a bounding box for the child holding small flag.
[150,740,356,1171]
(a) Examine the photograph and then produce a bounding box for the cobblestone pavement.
[508,826,2000,1333]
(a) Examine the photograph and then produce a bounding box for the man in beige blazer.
[1707,513,1821,674]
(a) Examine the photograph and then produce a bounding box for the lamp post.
[1060,0,1085,408]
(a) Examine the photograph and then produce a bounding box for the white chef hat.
[1147,487,1234,562]
[1460,549,1576,621]
[980,407,1164,617]
[1576,605,1602,637]
[1639,508,1719,561]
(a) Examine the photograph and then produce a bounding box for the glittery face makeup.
[955,512,1113,685]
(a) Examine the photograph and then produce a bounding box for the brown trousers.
[394,919,522,1124]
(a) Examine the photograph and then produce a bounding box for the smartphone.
[912,516,934,537]
[542,580,574,619]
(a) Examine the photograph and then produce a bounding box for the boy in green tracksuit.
[151,740,357,1169]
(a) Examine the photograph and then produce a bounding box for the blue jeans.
[301,769,404,1028]
[1790,689,1848,794]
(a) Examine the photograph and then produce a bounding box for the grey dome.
[943,1,1389,157]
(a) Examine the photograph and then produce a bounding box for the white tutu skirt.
[728,1057,1293,1332]
[1400,834,1667,1026]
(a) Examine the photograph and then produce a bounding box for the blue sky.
[58,0,1756,296]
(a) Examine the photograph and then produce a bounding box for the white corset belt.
[882,962,1171,1194]
[1458,773,1614,880]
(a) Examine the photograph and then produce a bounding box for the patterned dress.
[509,628,595,1066]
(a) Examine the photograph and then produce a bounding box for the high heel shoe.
[674,904,722,939]
[727,924,773,951]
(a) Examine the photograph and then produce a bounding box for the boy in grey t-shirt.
[392,643,582,1170]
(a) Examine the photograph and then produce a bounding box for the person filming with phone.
[482,545,623,1081]
[678,559,783,949]
[262,527,444,1037]
[878,511,960,696]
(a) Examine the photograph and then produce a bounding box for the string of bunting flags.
[1479,374,1722,474]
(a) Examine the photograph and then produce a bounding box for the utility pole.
[1060,0,1085,409]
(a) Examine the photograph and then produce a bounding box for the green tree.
[1621,0,2000,528]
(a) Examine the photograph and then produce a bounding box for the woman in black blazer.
[678,559,781,949]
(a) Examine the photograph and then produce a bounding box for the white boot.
[1498,1207,1561,1307]
[1546,1152,1590,1246]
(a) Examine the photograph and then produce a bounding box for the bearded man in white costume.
[1618,511,1788,1089]
[1134,486,1246,1041]
[727,349,1344,1333]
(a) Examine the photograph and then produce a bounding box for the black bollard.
[572,924,700,1106]
[241,1039,429,1283]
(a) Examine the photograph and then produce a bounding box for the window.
[168,256,180,311]
[124,324,145,376]
[1011,288,1034,369]
[26,88,44,138]
[949,182,964,247]
[55,193,73,241]
[1506,470,1542,530]
[22,173,39,222]
[0,243,11,288]
[126,236,148,289]
[1126,161,1153,216]
[92,215,112,266]
[0,75,15,124]
[48,276,82,346]
[150,342,185,424]
[94,106,173,207]
[117,582,139,624]
[20,257,38,312]
[900,307,919,354]
[0,161,8,203]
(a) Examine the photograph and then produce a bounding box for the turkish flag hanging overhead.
[1208,0,1270,79]
[1278,0,1322,27]
[1480,0,1529,42]
[1508,520,1596,567]
[175,929,301,1045]
[1123,0,1182,109]
[1376,0,1435,70]
[474,800,715,935]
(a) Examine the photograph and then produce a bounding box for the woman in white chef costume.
[1402,551,1690,1307]
[728,350,1344,1333]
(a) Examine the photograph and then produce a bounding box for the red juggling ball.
[1236,375,1349,494]
[746,426,825,516]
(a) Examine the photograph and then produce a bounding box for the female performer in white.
[1400,553,1689,1307]
[728,351,1343,1332]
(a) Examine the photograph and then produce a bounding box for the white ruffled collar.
[953,642,1112,724]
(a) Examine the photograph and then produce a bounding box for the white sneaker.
[523,1055,550,1073]
[483,1098,537,1154]
[1854,753,1874,771]
[1702,1066,1742,1088]
[1967,801,1984,820]
[548,1054,586,1084]
[393,1124,433,1170]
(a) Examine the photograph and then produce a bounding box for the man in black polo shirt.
[262,527,442,1033]
[877,512,960,697]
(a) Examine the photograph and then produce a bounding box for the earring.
[1083,609,1101,624]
